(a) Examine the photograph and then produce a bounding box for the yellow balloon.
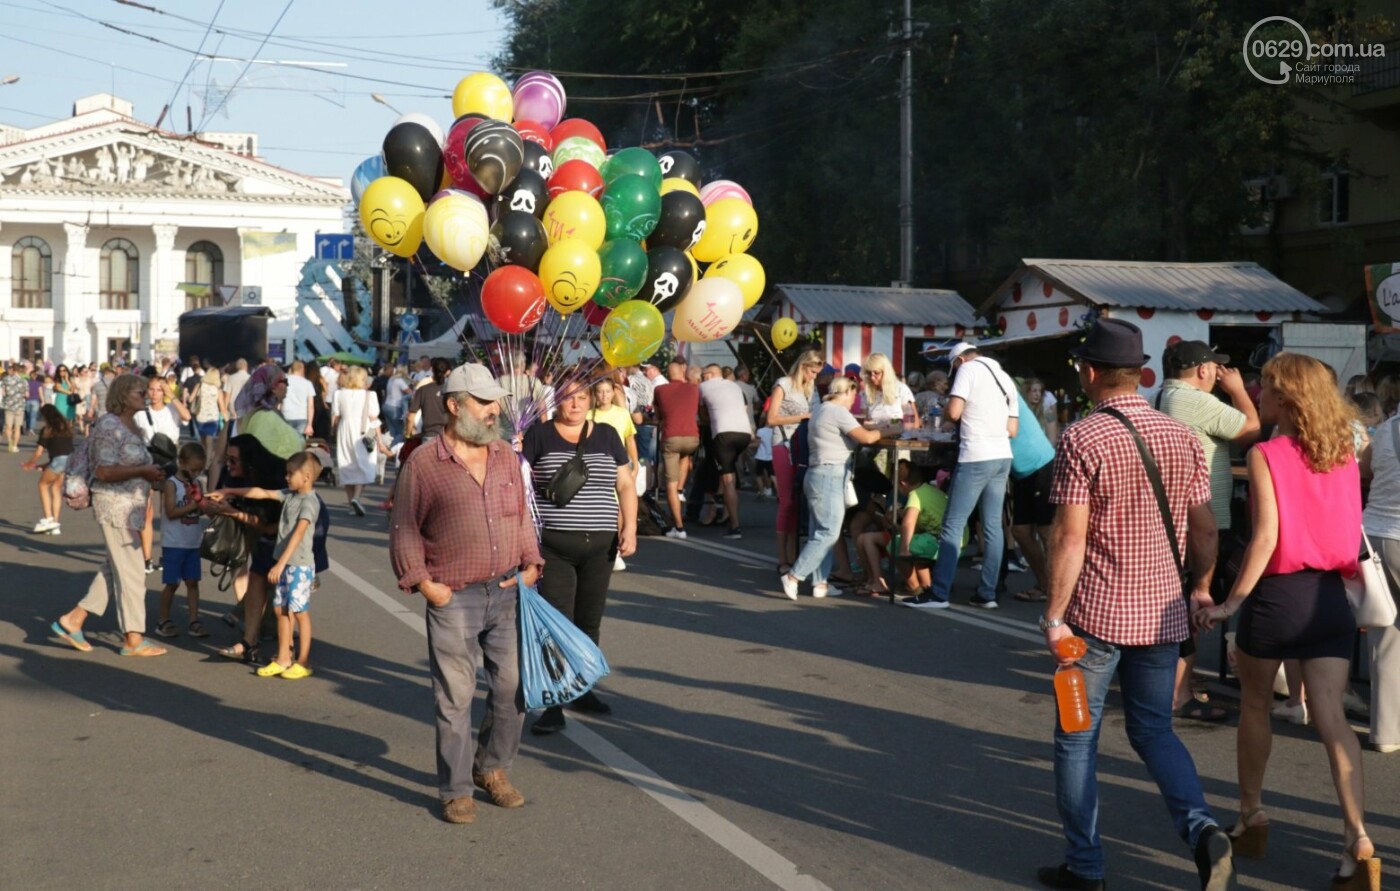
[660,177,700,197]
[686,251,699,287]
[452,72,513,121]
[771,317,798,351]
[705,253,766,309]
[539,239,601,314]
[423,191,489,272]
[692,197,758,263]
[359,176,425,258]
[542,191,606,249]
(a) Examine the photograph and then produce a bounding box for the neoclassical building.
[0,93,347,365]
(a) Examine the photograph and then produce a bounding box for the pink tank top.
[1257,437,1360,577]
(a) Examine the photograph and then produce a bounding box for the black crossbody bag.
[544,421,592,508]
[1098,406,1191,600]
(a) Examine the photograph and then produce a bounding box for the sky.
[0,0,511,181]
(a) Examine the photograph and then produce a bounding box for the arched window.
[11,236,52,309]
[99,238,139,310]
[184,240,224,310]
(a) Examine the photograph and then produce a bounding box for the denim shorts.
[274,565,315,613]
[46,454,70,473]
[196,420,220,439]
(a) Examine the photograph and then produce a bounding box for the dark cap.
[1165,340,1230,371]
[1068,318,1150,368]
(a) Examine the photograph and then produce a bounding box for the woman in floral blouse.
[51,374,169,656]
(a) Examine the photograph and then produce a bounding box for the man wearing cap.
[1037,319,1233,891]
[902,342,1018,609]
[390,363,543,825]
[1157,341,1261,722]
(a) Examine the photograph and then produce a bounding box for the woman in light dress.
[331,365,380,516]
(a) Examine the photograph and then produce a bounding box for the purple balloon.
[512,71,567,131]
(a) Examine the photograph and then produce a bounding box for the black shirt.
[409,383,448,438]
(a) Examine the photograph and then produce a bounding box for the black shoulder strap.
[1097,405,1188,586]
[972,359,1013,408]
[574,421,591,459]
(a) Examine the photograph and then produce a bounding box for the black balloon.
[642,246,693,313]
[522,140,554,180]
[466,120,525,196]
[648,190,707,251]
[657,150,701,186]
[488,210,548,272]
[383,121,444,203]
[491,169,549,221]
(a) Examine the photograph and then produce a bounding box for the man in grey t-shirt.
[700,365,753,539]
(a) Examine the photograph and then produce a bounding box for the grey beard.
[453,412,501,445]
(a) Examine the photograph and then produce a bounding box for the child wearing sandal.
[210,450,321,680]
[154,442,209,639]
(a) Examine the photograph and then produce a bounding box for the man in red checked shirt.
[390,363,544,826]
[1036,319,1235,891]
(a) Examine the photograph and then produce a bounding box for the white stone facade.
[0,94,347,364]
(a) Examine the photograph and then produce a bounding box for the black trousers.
[538,528,618,645]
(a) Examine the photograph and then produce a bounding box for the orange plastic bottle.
[1054,636,1091,733]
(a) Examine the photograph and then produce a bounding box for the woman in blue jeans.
[781,378,881,600]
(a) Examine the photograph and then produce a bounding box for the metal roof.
[774,284,978,327]
[979,259,1326,316]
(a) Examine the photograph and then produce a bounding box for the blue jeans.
[790,463,847,584]
[635,424,657,469]
[24,398,39,433]
[929,457,1011,602]
[1055,631,1217,879]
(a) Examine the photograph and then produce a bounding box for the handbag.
[543,421,591,508]
[1344,531,1399,628]
[358,389,376,453]
[62,434,94,510]
[1099,406,1192,599]
[843,467,859,508]
[517,573,611,709]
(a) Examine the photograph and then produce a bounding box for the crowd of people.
[5,323,1396,889]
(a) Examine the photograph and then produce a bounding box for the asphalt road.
[1,446,1394,891]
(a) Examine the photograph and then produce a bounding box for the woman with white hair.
[860,353,919,428]
[332,365,380,515]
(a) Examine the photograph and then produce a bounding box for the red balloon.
[582,300,610,327]
[481,266,547,334]
[547,159,605,199]
[444,114,490,197]
[513,119,554,152]
[550,118,606,152]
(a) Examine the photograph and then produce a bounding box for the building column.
[150,223,179,360]
[60,222,90,364]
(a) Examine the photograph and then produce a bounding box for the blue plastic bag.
[517,575,611,710]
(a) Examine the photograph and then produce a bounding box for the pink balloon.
[582,300,610,327]
[444,115,489,196]
[698,179,751,207]
[512,71,567,131]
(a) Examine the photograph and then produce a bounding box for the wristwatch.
[1039,615,1065,632]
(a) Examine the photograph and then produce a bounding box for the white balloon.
[393,112,445,148]
[423,192,489,271]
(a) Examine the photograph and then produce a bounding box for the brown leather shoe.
[441,796,477,824]
[472,769,525,808]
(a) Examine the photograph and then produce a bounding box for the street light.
[370,93,401,115]
[1,75,19,86]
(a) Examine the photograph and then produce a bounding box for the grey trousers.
[425,581,524,800]
[1368,536,1400,747]
[78,524,148,634]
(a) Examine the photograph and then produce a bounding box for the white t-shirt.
[700,379,752,435]
[1364,418,1400,540]
[282,374,316,424]
[949,358,1018,463]
[321,366,340,403]
[135,404,183,445]
[162,476,207,549]
[865,381,918,425]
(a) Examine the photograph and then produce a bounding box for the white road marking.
[328,558,836,891]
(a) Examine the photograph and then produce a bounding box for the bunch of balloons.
[352,70,768,367]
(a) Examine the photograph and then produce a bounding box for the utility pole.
[897,0,914,288]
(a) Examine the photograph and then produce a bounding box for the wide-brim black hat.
[1068,318,1150,368]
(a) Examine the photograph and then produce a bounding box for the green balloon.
[602,147,663,191]
[595,239,648,308]
[601,174,661,242]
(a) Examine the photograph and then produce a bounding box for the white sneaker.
[47,526,60,536]
[665,528,688,540]
[32,517,54,533]
[613,554,626,572]
[1009,558,1030,573]
[1271,700,1308,725]
[780,573,799,601]
[762,488,773,498]
[1342,689,1371,718]
[1375,743,1400,754]
[678,493,686,503]
[812,583,842,599]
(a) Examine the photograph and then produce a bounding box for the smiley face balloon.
[538,238,601,314]
[691,197,758,263]
[359,175,425,258]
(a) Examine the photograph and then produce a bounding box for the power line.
[194,0,296,131]
[158,0,225,131]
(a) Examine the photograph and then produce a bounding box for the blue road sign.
[316,234,354,260]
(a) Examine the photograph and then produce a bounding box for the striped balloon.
[552,136,606,173]
[512,71,567,131]
[466,120,525,195]
[698,179,751,207]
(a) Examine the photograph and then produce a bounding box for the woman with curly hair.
[1195,352,1378,889]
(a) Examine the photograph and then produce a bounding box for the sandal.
[50,620,93,653]
[154,619,178,638]
[1014,587,1048,602]
[1172,701,1230,723]
[1332,834,1380,890]
[188,621,209,639]
[218,640,260,664]
[119,639,167,657]
[1228,808,1269,859]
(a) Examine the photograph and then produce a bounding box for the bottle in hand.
[1054,636,1091,733]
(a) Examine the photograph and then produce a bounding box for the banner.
[1365,262,1400,333]
[241,230,299,260]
